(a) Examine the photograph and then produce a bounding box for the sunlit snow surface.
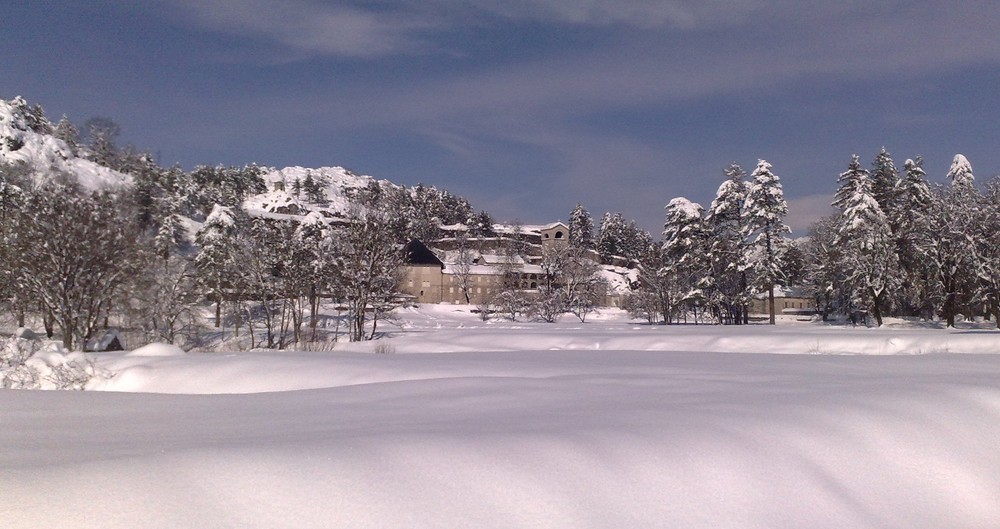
[3,307,1000,529]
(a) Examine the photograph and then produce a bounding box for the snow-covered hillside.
[3,307,1000,529]
[245,165,378,217]
[0,97,129,189]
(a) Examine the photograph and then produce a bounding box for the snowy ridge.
[0,98,130,190]
[257,166,379,215]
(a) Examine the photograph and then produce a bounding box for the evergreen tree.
[803,214,843,321]
[568,203,595,249]
[706,163,749,324]
[302,171,326,203]
[469,210,496,238]
[83,117,121,170]
[597,212,626,264]
[833,155,899,326]
[194,205,240,328]
[977,178,1000,327]
[893,158,934,316]
[946,154,975,188]
[870,147,899,219]
[154,208,188,263]
[924,180,980,327]
[0,163,30,326]
[9,97,52,134]
[619,220,652,262]
[742,159,790,324]
[53,115,80,155]
[662,197,710,323]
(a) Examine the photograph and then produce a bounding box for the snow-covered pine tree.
[803,214,842,321]
[743,160,791,325]
[83,117,121,170]
[597,212,626,264]
[153,209,188,263]
[833,155,868,209]
[925,163,981,327]
[8,96,52,134]
[0,164,30,326]
[619,220,652,262]
[833,155,900,326]
[893,158,934,316]
[870,147,899,226]
[662,197,710,323]
[194,205,239,328]
[947,154,975,188]
[52,115,80,155]
[568,203,595,249]
[706,163,749,324]
[742,159,790,324]
[469,210,496,238]
[977,177,1000,327]
[302,170,326,204]
[296,212,337,341]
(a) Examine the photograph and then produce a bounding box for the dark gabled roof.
[403,239,444,268]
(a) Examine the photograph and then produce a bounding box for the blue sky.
[3,0,999,235]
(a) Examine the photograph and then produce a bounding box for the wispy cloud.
[438,0,761,28]
[157,0,438,57]
[139,0,1000,230]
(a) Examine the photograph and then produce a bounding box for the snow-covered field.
[3,306,1000,528]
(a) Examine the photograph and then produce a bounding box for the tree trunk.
[234,299,242,337]
[870,288,884,327]
[44,309,55,338]
[61,317,74,351]
[309,288,319,342]
[768,283,776,325]
[369,313,379,341]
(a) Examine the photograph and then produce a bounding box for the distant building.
[401,222,635,307]
[749,286,818,315]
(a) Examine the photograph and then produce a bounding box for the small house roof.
[403,240,444,268]
[753,285,813,299]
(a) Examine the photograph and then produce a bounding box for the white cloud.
[157,0,437,57]
[440,0,760,28]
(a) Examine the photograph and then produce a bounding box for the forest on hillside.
[2,96,999,360]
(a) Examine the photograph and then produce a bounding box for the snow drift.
[3,308,1000,529]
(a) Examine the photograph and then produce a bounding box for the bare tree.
[336,207,404,342]
[12,181,139,350]
[451,232,476,304]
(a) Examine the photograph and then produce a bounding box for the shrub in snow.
[0,336,106,390]
[1,336,43,389]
